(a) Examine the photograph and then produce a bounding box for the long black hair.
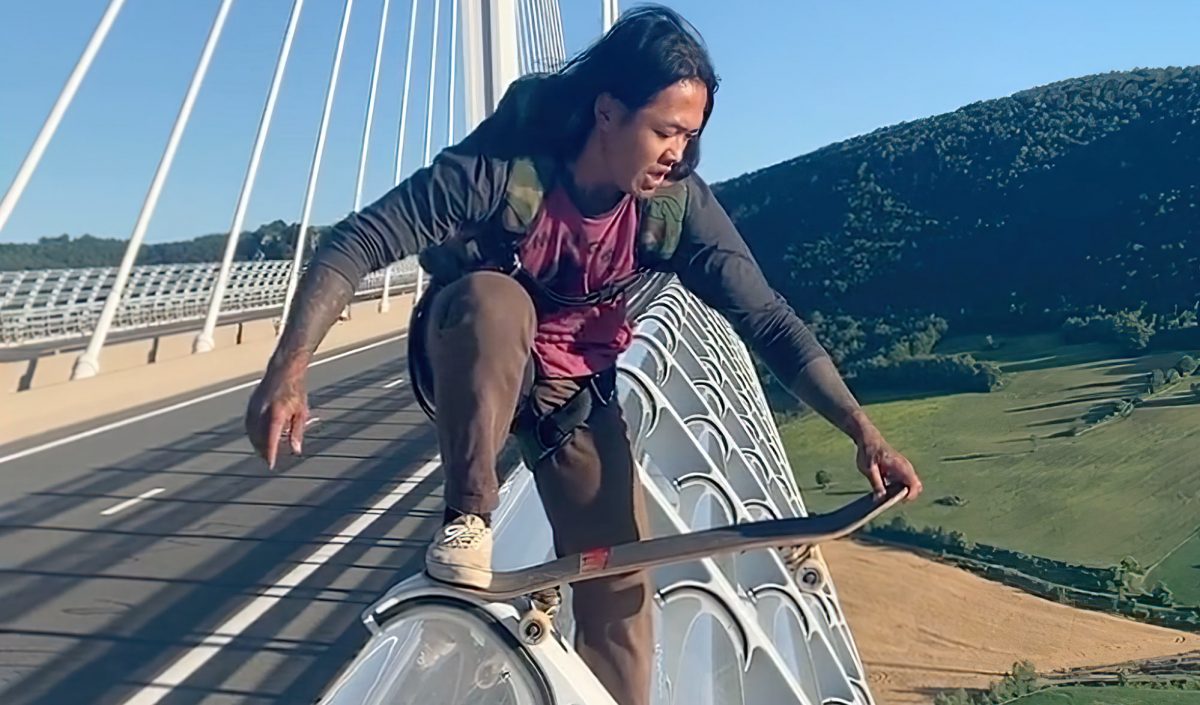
[518,5,720,180]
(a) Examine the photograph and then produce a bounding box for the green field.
[781,332,1200,604]
[1003,687,1200,704]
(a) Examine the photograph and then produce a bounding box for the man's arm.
[672,173,921,498]
[668,174,922,500]
[244,138,509,469]
[272,141,510,367]
[668,174,869,438]
[268,265,357,375]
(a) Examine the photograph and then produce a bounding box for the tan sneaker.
[425,514,493,588]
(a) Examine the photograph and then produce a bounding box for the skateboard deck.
[441,483,907,602]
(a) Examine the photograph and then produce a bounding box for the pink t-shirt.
[518,185,639,379]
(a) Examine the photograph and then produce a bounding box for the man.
[245,6,922,705]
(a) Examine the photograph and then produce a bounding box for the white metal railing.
[315,277,878,705]
[0,258,417,348]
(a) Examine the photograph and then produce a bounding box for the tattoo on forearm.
[273,265,356,367]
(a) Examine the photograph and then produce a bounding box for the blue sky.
[2,0,1198,245]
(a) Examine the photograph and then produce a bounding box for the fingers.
[289,407,308,456]
[865,461,886,498]
[905,471,924,502]
[886,457,923,502]
[265,413,286,470]
[901,460,923,501]
[905,467,923,500]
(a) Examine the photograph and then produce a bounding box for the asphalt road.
[0,334,445,705]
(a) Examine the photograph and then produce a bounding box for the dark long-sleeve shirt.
[310,126,830,395]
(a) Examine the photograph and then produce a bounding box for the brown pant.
[418,271,653,705]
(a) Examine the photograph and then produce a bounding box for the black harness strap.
[513,366,617,464]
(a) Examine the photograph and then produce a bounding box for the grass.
[782,331,1200,599]
[1004,687,1200,704]
[1144,530,1200,606]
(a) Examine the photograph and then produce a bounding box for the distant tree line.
[864,515,1200,632]
[760,309,1006,409]
[0,220,330,271]
[849,353,1006,394]
[803,310,948,367]
[933,662,1040,705]
[1063,307,1200,353]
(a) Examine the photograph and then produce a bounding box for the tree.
[933,689,972,705]
[1150,581,1175,606]
[1111,310,1156,352]
[815,470,832,490]
[1010,660,1038,685]
[1119,556,1143,574]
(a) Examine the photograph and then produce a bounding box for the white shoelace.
[440,521,487,549]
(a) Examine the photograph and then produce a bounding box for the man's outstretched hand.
[855,426,922,502]
[245,362,310,470]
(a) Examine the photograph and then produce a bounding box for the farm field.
[783,332,1200,603]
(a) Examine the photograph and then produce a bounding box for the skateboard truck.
[780,544,827,593]
[519,586,562,646]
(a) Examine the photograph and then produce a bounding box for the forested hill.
[712,66,1200,333]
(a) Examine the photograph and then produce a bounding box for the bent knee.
[431,271,536,333]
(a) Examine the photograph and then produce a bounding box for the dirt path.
[825,540,1195,704]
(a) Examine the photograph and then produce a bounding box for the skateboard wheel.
[518,609,553,646]
[795,559,826,593]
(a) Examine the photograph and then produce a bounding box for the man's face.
[597,78,707,197]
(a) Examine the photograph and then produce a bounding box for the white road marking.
[118,457,441,705]
[383,376,405,389]
[100,487,166,516]
[0,334,406,466]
